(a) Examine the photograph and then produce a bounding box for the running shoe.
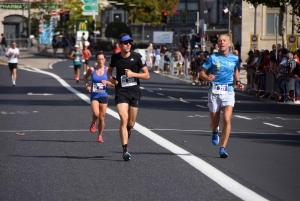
[219,147,228,158]
[123,151,131,161]
[90,122,96,133]
[12,80,16,86]
[98,135,104,143]
[212,131,219,145]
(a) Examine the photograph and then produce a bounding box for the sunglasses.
[122,41,132,45]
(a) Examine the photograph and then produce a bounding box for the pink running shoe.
[90,122,96,133]
[98,135,104,143]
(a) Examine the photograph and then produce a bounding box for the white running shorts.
[207,91,235,113]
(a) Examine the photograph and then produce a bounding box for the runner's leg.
[97,102,107,136]
[116,103,129,145]
[220,105,233,148]
[127,106,138,138]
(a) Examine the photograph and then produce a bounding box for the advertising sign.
[153,31,173,44]
[287,34,298,52]
[250,34,259,50]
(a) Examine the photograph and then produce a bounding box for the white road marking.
[167,96,176,99]
[19,67,36,72]
[27,92,54,96]
[196,105,207,108]
[69,66,73,68]
[147,90,154,92]
[180,99,190,103]
[201,96,208,99]
[234,115,253,120]
[263,122,282,128]
[140,87,145,89]
[157,93,164,96]
[24,68,268,201]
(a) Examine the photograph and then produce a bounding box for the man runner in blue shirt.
[200,34,244,158]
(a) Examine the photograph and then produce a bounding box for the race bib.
[121,75,137,87]
[82,59,85,62]
[75,57,80,62]
[92,83,106,93]
[212,84,228,94]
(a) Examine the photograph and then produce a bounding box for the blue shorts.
[91,96,108,104]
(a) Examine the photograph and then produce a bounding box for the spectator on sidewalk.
[5,41,20,86]
[146,43,153,68]
[256,50,270,96]
[174,49,184,75]
[242,51,254,88]
[293,51,300,103]
[277,48,289,102]
[285,52,297,103]
[154,46,161,73]
[0,33,7,57]
[52,34,58,57]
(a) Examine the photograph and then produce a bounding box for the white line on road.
[147,90,154,92]
[167,96,176,99]
[196,105,207,108]
[263,122,282,128]
[180,99,190,103]
[157,93,164,96]
[140,87,145,89]
[234,115,253,120]
[24,67,268,201]
[27,92,54,96]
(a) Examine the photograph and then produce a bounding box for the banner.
[250,34,258,50]
[153,31,173,44]
[287,34,298,52]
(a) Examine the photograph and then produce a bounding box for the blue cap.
[119,35,133,42]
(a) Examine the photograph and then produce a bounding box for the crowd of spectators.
[242,44,300,104]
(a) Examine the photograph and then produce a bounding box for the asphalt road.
[0,58,300,201]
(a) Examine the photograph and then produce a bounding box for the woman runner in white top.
[6,41,20,86]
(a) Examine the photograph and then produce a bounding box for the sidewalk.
[0,46,66,69]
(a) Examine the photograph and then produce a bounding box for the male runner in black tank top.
[108,33,150,161]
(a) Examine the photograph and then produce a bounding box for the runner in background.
[108,33,150,161]
[82,45,92,75]
[84,51,114,142]
[6,41,20,86]
[200,34,244,158]
[70,44,82,83]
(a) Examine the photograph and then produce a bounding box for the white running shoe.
[83,71,86,75]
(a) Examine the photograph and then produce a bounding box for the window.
[265,7,280,36]
[266,14,275,35]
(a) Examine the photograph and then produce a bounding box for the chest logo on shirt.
[228,62,235,66]
[131,58,134,61]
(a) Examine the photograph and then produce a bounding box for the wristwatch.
[85,83,89,87]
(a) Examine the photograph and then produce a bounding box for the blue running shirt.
[202,52,239,91]
[90,67,108,99]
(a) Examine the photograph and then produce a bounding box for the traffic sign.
[51,10,57,17]
[81,0,97,3]
[82,5,98,11]
[82,11,98,16]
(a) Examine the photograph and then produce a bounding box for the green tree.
[244,0,300,47]
[118,0,179,26]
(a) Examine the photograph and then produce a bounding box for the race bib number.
[121,75,137,87]
[212,84,228,94]
[92,83,106,93]
[75,57,80,62]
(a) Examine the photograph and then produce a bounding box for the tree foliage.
[117,0,179,26]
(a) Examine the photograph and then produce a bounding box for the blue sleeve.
[202,55,212,70]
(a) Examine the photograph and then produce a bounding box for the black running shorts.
[8,63,17,70]
[91,97,108,104]
[115,90,141,107]
[74,64,81,70]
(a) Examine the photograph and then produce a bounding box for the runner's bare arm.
[234,68,244,91]
[199,68,215,81]
[124,66,150,80]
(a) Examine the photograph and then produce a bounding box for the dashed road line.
[234,115,253,120]
[180,99,190,103]
[147,90,154,92]
[196,105,207,108]
[157,93,164,96]
[167,96,176,99]
[263,122,282,128]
